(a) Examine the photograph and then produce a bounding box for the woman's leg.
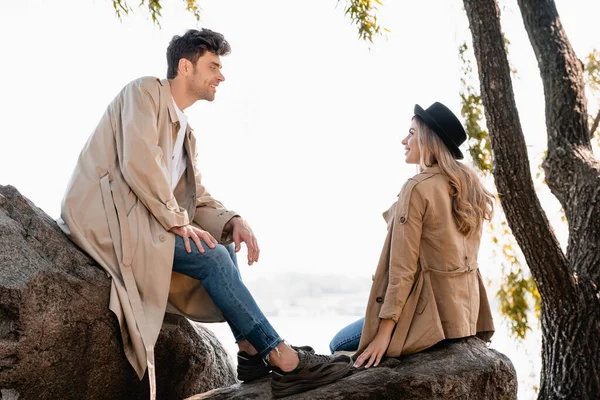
[329,317,365,353]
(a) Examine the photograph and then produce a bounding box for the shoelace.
[301,351,333,365]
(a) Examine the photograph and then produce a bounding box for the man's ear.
[177,58,191,76]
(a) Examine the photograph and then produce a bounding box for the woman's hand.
[354,319,395,368]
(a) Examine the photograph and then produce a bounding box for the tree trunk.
[539,285,600,398]
[461,0,600,398]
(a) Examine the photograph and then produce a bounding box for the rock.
[188,337,517,400]
[0,185,236,400]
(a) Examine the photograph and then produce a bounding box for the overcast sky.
[1,0,598,279]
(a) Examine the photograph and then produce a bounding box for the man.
[57,29,352,398]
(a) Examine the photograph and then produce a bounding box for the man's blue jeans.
[172,236,282,358]
[329,317,364,353]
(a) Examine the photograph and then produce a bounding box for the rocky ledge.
[189,336,517,400]
[0,185,236,400]
[0,184,517,400]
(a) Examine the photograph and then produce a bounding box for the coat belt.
[423,264,478,276]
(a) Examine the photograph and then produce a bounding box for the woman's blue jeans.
[329,317,365,353]
[172,236,282,358]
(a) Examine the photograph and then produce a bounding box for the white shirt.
[171,97,188,191]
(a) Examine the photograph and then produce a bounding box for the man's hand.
[353,319,395,369]
[227,217,260,265]
[169,224,218,254]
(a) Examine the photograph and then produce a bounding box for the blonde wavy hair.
[413,116,495,236]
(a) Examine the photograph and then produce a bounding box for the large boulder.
[0,185,236,400]
[189,336,517,399]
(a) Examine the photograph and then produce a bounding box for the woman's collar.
[421,164,442,173]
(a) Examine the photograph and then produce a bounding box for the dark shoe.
[270,349,353,398]
[237,345,315,382]
[237,351,271,382]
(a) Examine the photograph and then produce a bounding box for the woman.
[330,102,496,369]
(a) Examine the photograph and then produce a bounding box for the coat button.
[159,234,166,242]
[399,216,406,223]
[376,296,383,303]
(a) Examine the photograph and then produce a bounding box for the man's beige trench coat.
[57,77,238,396]
[355,165,495,359]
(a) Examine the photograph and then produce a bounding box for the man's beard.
[192,86,214,102]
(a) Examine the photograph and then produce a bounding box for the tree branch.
[517,0,600,282]
[462,0,576,305]
[591,110,600,138]
[516,0,590,151]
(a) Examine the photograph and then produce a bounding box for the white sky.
[0,0,598,279]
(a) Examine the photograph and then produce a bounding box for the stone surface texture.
[189,336,517,400]
[0,185,236,400]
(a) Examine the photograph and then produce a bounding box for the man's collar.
[160,78,178,124]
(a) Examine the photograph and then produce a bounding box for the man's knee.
[204,243,231,261]
[204,244,239,275]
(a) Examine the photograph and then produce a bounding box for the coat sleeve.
[378,180,425,322]
[118,81,189,231]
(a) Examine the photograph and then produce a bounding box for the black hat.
[414,102,466,160]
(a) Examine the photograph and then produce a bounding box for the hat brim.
[414,104,464,160]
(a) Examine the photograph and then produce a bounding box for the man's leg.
[226,319,259,355]
[217,245,259,355]
[218,244,281,380]
[225,314,272,382]
[171,236,353,396]
[172,236,281,357]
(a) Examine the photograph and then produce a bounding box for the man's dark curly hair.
[166,28,231,79]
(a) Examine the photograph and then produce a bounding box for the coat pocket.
[415,294,428,315]
[100,173,135,266]
[125,187,138,217]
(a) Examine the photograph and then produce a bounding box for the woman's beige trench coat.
[57,77,238,397]
[355,165,495,359]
